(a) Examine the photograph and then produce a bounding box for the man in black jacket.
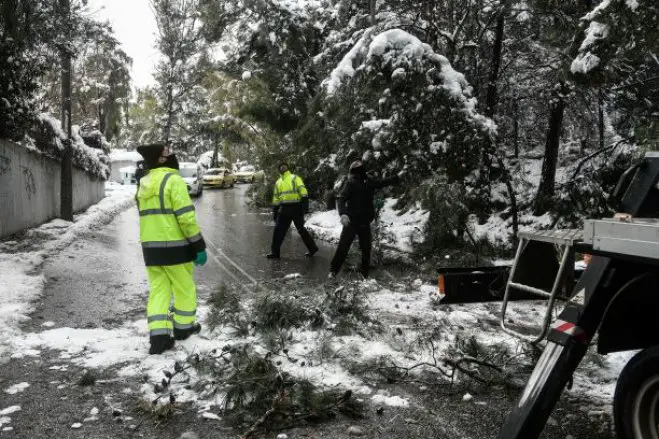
[329,160,399,278]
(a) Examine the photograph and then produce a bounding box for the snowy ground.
[0,186,630,438]
[0,183,136,360]
[3,275,631,429]
[306,198,429,254]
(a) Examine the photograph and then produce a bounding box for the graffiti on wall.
[22,166,36,199]
[0,154,9,175]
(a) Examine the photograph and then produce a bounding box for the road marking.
[203,237,259,285]
[207,250,245,286]
[205,237,259,285]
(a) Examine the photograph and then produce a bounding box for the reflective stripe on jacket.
[137,167,206,266]
[272,171,308,206]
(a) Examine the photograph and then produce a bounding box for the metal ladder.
[500,228,583,343]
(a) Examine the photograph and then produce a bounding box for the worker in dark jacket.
[267,162,319,259]
[329,160,399,278]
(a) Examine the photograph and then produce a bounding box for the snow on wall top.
[34,114,110,180]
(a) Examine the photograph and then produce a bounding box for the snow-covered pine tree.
[152,0,206,146]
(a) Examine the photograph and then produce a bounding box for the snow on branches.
[23,114,111,181]
[319,28,495,184]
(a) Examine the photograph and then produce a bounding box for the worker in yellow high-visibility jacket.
[136,144,207,355]
[267,162,318,259]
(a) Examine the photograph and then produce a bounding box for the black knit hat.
[349,160,364,173]
[136,144,165,165]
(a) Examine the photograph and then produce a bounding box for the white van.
[119,166,137,185]
[179,162,203,197]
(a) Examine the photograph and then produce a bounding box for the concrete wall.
[0,139,105,238]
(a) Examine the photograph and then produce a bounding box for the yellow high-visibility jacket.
[272,171,308,207]
[136,167,205,266]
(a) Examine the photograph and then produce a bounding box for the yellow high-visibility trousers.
[146,262,196,337]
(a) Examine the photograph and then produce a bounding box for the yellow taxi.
[202,168,236,188]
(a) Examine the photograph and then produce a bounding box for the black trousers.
[271,209,318,256]
[330,223,372,276]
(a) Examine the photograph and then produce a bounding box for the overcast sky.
[85,0,159,89]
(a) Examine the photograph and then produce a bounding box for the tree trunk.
[598,89,605,151]
[60,0,73,221]
[534,88,567,215]
[212,133,220,168]
[513,98,519,157]
[369,0,376,25]
[477,3,507,221]
[484,7,506,118]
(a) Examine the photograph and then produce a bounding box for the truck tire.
[614,346,659,439]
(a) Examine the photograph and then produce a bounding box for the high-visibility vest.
[137,167,205,266]
[272,171,308,206]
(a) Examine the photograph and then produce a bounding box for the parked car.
[235,165,266,184]
[234,165,256,183]
[179,162,203,197]
[202,168,236,188]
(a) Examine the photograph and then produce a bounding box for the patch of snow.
[306,198,428,254]
[241,71,252,80]
[391,67,406,80]
[571,53,601,74]
[584,0,612,20]
[0,406,21,416]
[283,273,302,280]
[625,0,639,10]
[371,394,410,407]
[572,21,609,74]
[0,189,135,360]
[201,412,222,421]
[3,382,30,395]
[323,29,375,95]
[360,119,391,131]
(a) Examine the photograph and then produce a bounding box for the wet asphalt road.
[29,185,338,329]
[192,185,336,283]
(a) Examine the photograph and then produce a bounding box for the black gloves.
[301,197,309,214]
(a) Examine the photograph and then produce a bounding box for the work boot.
[266,253,280,259]
[174,323,202,341]
[149,335,175,355]
[305,247,319,257]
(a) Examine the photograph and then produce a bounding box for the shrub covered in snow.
[24,114,110,180]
